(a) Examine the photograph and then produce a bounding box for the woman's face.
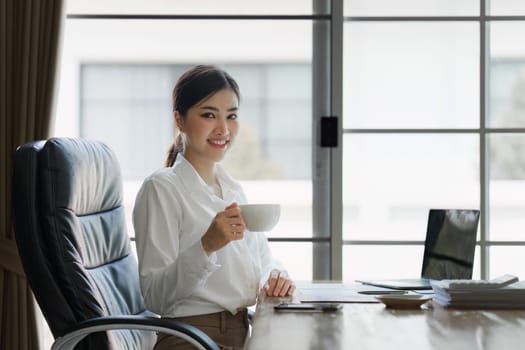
[177,88,239,166]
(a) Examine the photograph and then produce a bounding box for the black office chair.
[11,137,220,350]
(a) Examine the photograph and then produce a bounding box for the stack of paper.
[431,280,525,309]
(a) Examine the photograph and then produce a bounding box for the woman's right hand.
[201,202,246,255]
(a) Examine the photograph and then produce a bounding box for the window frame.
[66,2,336,280]
[64,0,525,281]
[339,0,525,280]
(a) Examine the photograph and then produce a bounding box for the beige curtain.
[0,0,64,349]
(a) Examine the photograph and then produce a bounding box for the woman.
[133,65,295,350]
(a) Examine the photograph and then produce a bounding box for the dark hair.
[165,65,241,167]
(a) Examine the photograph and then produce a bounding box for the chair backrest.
[12,137,155,349]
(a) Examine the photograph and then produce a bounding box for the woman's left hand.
[263,269,295,297]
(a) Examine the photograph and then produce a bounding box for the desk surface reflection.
[245,287,525,350]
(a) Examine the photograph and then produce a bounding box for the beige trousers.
[154,309,250,350]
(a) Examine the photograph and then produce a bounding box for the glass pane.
[344,245,424,280]
[344,0,479,16]
[54,19,315,239]
[342,134,480,240]
[343,22,479,129]
[490,246,525,278]
[269,242,314,281]
[344,245,480,281]
[66,0,329,15]
[489,22,525,128]
[490,0,525,16]
[489,134,525,240]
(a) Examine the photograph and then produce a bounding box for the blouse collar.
[172,154,241,203]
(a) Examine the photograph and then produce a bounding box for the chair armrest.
[51,315,220,350]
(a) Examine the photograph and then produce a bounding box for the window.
[55,1,332,285]
[53,0,525,291]
[340,0,525,281]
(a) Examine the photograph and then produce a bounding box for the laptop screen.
[421,209,480,280]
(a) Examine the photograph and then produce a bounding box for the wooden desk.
[245,286,525,350]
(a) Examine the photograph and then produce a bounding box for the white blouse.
[133,155,283,317]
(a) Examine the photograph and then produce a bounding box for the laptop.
[356,209,480,290]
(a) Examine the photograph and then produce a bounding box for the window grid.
[340,0,525,279]
[65,1,525,281]
[67,7,334,280]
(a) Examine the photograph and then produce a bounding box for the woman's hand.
[263,269,295,297]
[201,202,246,255]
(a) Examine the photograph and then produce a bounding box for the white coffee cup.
[239,204,280,232]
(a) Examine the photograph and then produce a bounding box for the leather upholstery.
[12,138,155,349]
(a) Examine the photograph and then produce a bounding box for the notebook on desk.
[356,209,480,290]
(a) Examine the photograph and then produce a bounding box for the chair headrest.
[39,137,123,215]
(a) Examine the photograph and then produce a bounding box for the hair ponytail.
[164,144,177,167]
[164,134,184,167]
